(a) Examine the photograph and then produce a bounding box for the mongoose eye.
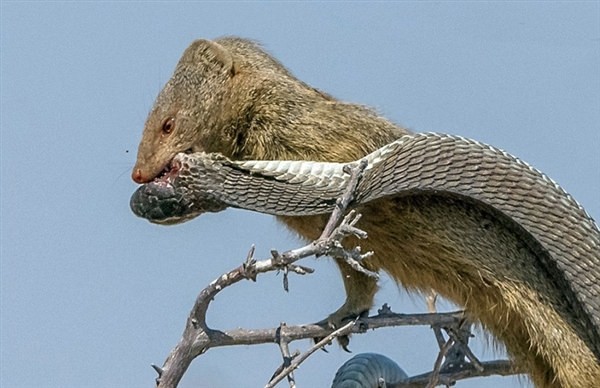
[162,117,175,135]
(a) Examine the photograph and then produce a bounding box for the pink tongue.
[154,161,181,183]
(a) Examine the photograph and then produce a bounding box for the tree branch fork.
[153,161,523,387]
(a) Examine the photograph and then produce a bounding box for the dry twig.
[152,160,524,387]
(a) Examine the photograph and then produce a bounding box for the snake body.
[330,353,407,387]
[131,133,600,368]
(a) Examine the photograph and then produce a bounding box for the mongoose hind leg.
[315,258,378,350]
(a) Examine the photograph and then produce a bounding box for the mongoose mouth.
[152,148,193,184]
[153,148,193,184]
[154,161,181,184]
[130,157,191,224]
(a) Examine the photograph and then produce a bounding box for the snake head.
[130,152,229,225]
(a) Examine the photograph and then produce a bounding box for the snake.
[330,353,407,387]
[130,132,600,364]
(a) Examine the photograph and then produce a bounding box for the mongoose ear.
[181,39,237,75]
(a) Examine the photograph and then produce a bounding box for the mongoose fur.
[132,37,600,387]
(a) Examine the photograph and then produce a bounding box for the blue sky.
[2,2,598,388]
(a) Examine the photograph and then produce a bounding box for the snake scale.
[131,132,600,381]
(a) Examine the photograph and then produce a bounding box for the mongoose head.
[132,39,238,184]
[132,37,403,183]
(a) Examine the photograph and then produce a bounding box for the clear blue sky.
[2,2,598,388]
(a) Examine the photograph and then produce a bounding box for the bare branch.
[445,322,483,372]
[152,160,525,387]
[318,159,367,238]
[267,320,356,388]
[426,337,454,388]
[397,360,524,387]
[155,161,369,387]
[272,322,298,388]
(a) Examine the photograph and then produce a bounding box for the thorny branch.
[152,161,524,387]
[267,319,358,388]
[272,323,299,388]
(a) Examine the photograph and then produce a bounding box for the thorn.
[377,303,393,315]
[151,364,164,377]
[283,267,289,292]
[270,249,281,262]
[246,244,255,263]
[242,245,258,281]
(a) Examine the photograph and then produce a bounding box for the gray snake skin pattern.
[130,132,600,359]
[330,353,407,387]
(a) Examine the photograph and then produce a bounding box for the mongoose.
[132,37,600,387]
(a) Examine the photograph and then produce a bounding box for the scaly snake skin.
[130,132,600,358]
[330,353,407,387]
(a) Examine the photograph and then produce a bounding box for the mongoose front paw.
[314,306,370,352]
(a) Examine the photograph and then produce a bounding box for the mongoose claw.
[339,336,351,353]
[313,308,370,351]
